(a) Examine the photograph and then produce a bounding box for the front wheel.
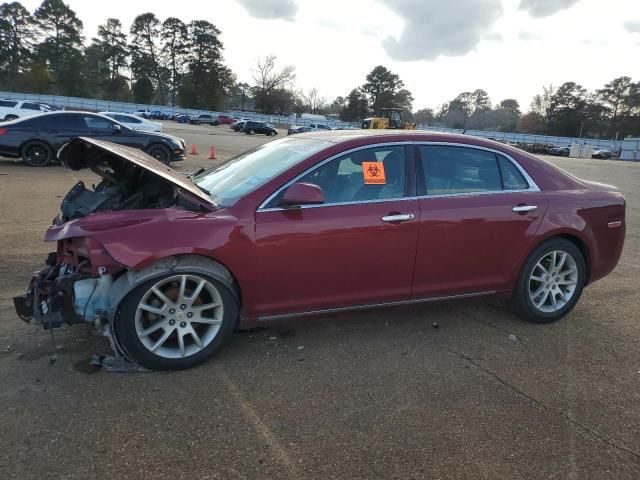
[511,238,586,323]
[115,273,238,370]
[21,140,54,167]
[145,143,172,164]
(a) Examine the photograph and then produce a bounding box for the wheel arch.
[107,254,242,324]
[522,231,592,283]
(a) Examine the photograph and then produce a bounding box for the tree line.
[0,1,638,138]
[0,0,233,109]
[421,77,640,139]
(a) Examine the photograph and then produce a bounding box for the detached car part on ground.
[13,132,626,370]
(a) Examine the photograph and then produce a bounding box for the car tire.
[114,272,238,370]
[4,114,18,121]
[145,143,172,164]
[249,129,255,135]
[511,238,586,324]
[21,140,54,167]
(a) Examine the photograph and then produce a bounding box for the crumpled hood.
[58,137,213,206]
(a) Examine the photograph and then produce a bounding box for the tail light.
[0,128,7,135]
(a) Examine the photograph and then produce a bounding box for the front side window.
[193,137,334,207]
[83,115,115,130]
[293,145,407,205]
[419,145,528,195]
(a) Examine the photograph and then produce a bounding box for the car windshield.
[192,137,333,207]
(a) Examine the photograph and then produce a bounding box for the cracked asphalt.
[0,123,638,479]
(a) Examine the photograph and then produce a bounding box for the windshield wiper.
[189,168,205,178]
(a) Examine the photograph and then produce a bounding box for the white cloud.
[519,31,541,41]
[236,0,298,21]
[519,0,581,18]
[624,20,640,34]
[378,0,503,61]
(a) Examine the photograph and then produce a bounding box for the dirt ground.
[0,123,639,479]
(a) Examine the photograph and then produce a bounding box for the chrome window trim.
[414,142,541,197]
[257,141,410,211]
[256,141,541,212]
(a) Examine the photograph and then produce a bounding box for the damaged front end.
[13,137,217,368]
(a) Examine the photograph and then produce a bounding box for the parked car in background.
[548,145,570,156]
[592,149,612,159]
[149,110,170,120]
[217,114,236,125]
[0,99,51,121]
[243,121,277,136]
[101,112,163,133]
[288,125,315,135]
[309,123,332,130]
[13,131,625,370]
[174,113,190,123]
[190,114,219,126]
[38,102,63,111]
[0,111,186,166]
[132,109,152,119]
[230,120,247,132]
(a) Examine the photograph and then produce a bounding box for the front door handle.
[512,205,537,214]
[382,214,415,223]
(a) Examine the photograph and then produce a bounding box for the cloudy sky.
[20,0,640,111]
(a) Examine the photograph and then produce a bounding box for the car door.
[254,144,420,318]
[412,144,548,298]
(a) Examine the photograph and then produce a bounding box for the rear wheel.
[146,143,172,164]
[511,238,586,323]
[21,140,54,167]
[248,129,255,135]
[4,114,18,121]
[115,273,238,370]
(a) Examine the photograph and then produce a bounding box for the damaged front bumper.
[12,251,143,369]
[13,252,113,330]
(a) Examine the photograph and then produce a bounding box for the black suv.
[242,121,278,136]
[189,114,219,126]
[0,112,186,166]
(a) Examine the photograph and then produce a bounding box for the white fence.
[620,138,640,161]
[0,91,627,154]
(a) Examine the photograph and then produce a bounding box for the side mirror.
[112,124,122,134]
[280,182,324,207]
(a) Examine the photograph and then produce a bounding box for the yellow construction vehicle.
[361,108,416,130]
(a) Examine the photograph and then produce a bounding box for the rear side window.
[21,102,42,111]
[57,114,85,129]
[419,146,530,195]
[0,100,17,107]
[498,155,529,190]
[420,146,501,195]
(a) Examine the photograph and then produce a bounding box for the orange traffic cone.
[208,145,216,160]
[190,144,198,155]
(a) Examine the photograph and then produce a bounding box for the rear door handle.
[512,205,537,214]
[382,214,415,223]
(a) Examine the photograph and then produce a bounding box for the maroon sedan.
[14,132,625,370]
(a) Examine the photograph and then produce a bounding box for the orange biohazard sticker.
[362,161,386,184]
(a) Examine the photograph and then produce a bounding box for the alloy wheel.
[528,250,578,313]
[134,275,224,359]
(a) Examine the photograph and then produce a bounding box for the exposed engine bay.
[57,142,182,222]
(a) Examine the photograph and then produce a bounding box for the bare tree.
[301,87,326,113]
[252,55,295,95]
